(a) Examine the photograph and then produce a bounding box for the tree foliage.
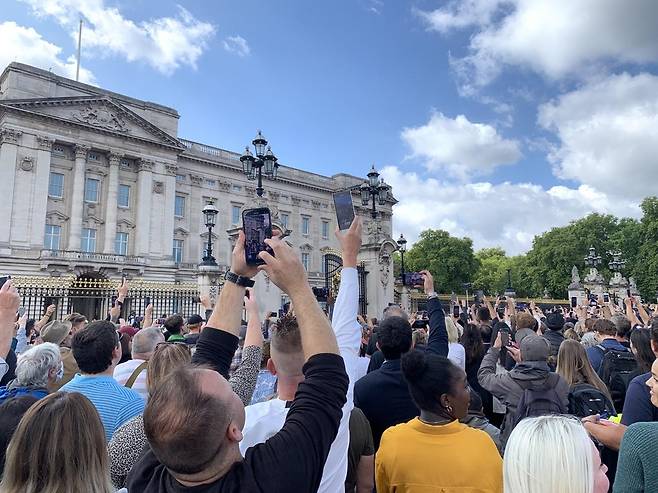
[398,197,658,300]
[404,229,479,293]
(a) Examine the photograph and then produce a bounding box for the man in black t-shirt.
[128,231,348,493]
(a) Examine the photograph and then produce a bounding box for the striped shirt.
[61,374,144,441]
[113,359,148,401]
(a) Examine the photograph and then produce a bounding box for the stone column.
[163,164,177,260]
[197,264,222,315]
[30,135,53,248]
[359,238,397,319]
[0,129,21,251]
[189,174,203,261]
[135,159,154,257]
[400,286,411,314]
[103,152,121,254]
[68,144,89,250]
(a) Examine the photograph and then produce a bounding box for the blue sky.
[2,0,658,253]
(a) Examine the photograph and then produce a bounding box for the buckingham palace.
[0,63,397,320]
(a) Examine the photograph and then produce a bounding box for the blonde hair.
[556,340,612,400]
[147,343,192,396]
[445,317,460,343]
[504,415,596,493]
[0,392,114,493]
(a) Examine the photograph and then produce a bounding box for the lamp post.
[360,165,391,219]
[397,233,407,285]
[239,130,279,197]
[504,268,516,297]
[200,202,219,266]
[584,246,602,269]
[608,251,626,273]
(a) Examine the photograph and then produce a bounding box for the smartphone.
[0,276,11,289]
[333,191,355,230]
[500,329,509,348]
[603,293,610,303]
[18,307,26,317]
[243,207,273,265]
[144,296,151,307]
[405,272,424,287]
[571,297,577,308]
[452,305,460,318]
[626,288,632,298]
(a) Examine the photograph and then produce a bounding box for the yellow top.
[375,418,503,493]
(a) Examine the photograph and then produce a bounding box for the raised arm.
[34,303,55,331]
[258,235,340,359]
[228,288,263,405]
[0,280,20,360]
[477,333,509,400]
[193,230,260,378]
[422,270,448,357]
[143,303,153,329]
[332,218,363,363]
[15,312,28,354]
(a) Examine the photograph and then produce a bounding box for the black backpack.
[512,373,568,427]
[597,345,637,412]
[568,383,616,418]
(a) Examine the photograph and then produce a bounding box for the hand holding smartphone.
[333,191,355,231]
[243,207,273,265]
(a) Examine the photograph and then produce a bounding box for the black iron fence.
[12,275,200,322]
[323,253,368,318]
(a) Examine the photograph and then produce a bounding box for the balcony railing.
[179,139,240,161]
[40,250,146,265]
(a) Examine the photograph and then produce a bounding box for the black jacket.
[354,298,448,449]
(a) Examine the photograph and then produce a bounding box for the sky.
[2,0,658,254]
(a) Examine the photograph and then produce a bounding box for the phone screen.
[571,296,577,308]
[144,296,151,307]
[405,272,424,286]
[0,276,10,289]
[333,191,355,230]
[501,330,509,347]
[603,293,610,303]
[452,305,460,318]
[243,208,273,265]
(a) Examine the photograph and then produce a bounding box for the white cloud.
[421,0,658,93]
[222,35,250,57]
[401,112,522,179]
[382,165,639,255]
[19,0,216,74]
[0,21,95,83]
[538,72,658,200]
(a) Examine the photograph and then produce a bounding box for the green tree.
[404,229,479,293]
[473,247,509,295]
[631,197,658,300]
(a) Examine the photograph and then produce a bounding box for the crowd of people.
[0,218,657,492]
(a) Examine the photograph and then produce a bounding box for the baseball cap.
[118,325,139,338]
[187,314,204,326]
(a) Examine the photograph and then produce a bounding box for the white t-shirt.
[240,267,361,493]
[113,359,148,401]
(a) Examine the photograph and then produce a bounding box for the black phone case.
[243,208,273,266]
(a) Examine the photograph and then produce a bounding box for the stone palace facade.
[0,63,396,319]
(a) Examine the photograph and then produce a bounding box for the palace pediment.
[0,96,184,150]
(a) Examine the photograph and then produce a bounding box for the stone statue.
[571,266,580,284]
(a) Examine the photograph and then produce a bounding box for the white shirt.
[113,359,148,401]
[448,342,466,370]
[241,267,361,493]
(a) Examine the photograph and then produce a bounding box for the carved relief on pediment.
[72,104,131,133]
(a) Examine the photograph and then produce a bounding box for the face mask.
[56,362,64,381]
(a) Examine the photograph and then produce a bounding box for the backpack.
[596,345,637,412]
[568,383,616,418]
[512,373,567,427]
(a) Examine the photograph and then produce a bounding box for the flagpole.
[76,19,83,81]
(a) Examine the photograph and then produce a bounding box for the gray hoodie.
[477,347,570,447]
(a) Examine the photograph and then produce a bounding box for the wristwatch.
[427,292,439,300]
[225,271,255,288]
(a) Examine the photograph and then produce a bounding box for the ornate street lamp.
[504,268,516,297]
[200,202,219,266]
[360,165,390,218]
[608,251,626,273]
[397,233,407,285]
[240,130,279,197]
[584,246,602,268]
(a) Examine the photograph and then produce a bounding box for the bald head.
[383,305,408,321]
[144,366,243,476]
[132,327,165,359]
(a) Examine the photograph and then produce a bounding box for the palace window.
[84,178,99,203]
[118,184,130,208]
[44,224,61,250]
[81,228,96,253]
[174,195,186,217]
[115,232,128,255]
[48,172,64,198]
[173,239,184,263]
